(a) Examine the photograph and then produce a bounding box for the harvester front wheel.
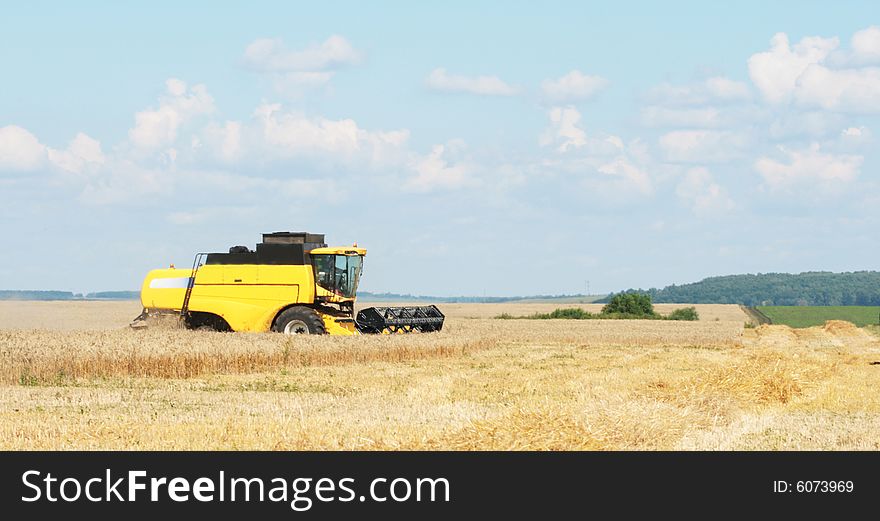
[273,307,326,335]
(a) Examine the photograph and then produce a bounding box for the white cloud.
[540,70,608,104]
[747,32,838,104]
[538,108,654,200]
[257,104,353,154]
[794,64,880,112]
[47,133,105,174]
[254,103,410,163]
[129,79,215,149]
[755,143,862,190]
[768,110,844,139]
[243,36,359,96]
[852,26,880,62]
[641,76,753,131]
[704,77,751,100]
[425,68,518,96]
[406,141,471,192]
[840,125,871,145]
[647,76,750,106]
[675,167,734,214]
[747,29,880,112]
[0,125,47,171]
[201,121,244,163]
[243,35,359,72]
[659,130,748,163]
[77,159,170,205]
[597,156,652,195]
[540,106,588,151]
[540,106,625,155]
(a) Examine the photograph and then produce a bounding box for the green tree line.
[599,271,880,306]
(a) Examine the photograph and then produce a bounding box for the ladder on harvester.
[180,253,208,325]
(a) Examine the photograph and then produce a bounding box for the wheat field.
[1,301,879,450]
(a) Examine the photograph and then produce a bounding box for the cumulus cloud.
[675,167,734,214]
[425,68,518,96]
[747,32,838,104]
[242,36,360,96]
[597,156,652,195]
[659,130,749,163]
[852,26,880,62]
[540,106,625,155]
[641,76,753,131]
[842,126,866,137]
[254,103,410,163]
[747,29,880,112]
[767,110,845,140]
[0,125,47,171]
[200,121,244,163]
[540,106,588,151]
[794,65,880,112]
[129,79,215,149]
[538,107,654,200]
[47,133,105,174]
[755,143,862,190]
[540,70,608,104]
[406,141,472,192]
[840,125,871,145]
[1,125,110,194]
[77,159,170,205]
[243,36,359,72]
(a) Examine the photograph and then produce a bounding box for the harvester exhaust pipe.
[355,305,445,334]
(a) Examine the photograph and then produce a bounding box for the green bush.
[597,312,659,320]
[495,312,515,319]
[527,308,593,320]
[601,293,657,317]
[666,307,699,321]
[547,308,593,319]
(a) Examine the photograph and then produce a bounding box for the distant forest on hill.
[0,290,140,301]
[599,271,880,306]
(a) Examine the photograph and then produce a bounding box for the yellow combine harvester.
[132,232,444,335]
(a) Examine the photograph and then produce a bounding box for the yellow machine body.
[139,246,366,335]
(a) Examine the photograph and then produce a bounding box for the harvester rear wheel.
[273,306,326,335]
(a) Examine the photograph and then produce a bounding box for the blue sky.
[1,1,879,296]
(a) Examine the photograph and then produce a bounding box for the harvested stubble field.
[1,301,879,450]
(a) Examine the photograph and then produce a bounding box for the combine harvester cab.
[132,232,444,336]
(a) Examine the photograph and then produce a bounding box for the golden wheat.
[1,301,878,450]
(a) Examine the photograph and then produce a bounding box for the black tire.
[185,312,232,332]
[272,306,326,335]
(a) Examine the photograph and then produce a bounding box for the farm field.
[1,301,879,450]
[758,306,880,328]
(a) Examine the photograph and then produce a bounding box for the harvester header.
[132,232,443,335]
